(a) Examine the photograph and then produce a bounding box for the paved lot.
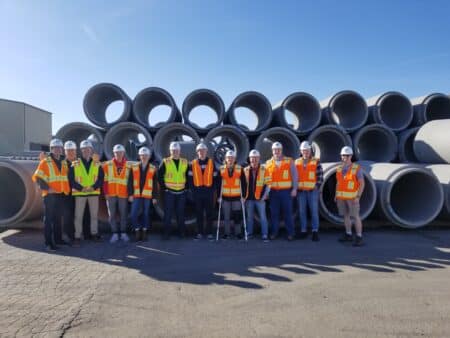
[1,228,450,337]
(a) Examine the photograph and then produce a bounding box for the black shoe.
[72,238,81,247]
[262,236,269,242]
[92,234,102,243]
[134,229,142,242]
[221,234,229,240]
[207,234,215,241]
[269,234,278,240]
[312,232,319,242]
[287,235,294,241]
[45,245,57,252]
[142,229,148,241]
[353,236,363,247]
[194,233,203,240]
[236,234,244,240]
[55,240,69,245]
[298,232,308,239]
[338,233,353,243]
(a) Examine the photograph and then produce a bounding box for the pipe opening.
[182,90,224,131]
[309,127,351,162]
[55,123,104,157]
[330,93,367,130]
[0,167,26,220]
[228,92,272,134]
[234,107,259,131]
[255,128,300,162]
[188,105,219,129]
[378,95,412,130]
[148,105,173,127]
[354,127,397,162]
[105,101,125,124]
[284,94,321,133]
[133,89,177,129]
[390,172,442,225]
[425,96,450,121]
[153,123,200,162]
[104,123,152,160]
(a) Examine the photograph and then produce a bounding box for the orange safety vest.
[32,156,70,197]
[336,163,361,200]
[132,163,156,199]
[244,165,270,200]
[295,157,318,191]
[220,164,242,197]
[265,157,293,190]
[102,160,131,198]
[192,158,214,187]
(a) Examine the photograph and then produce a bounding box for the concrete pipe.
[307,125,352,163]
[254,127,300,163]
[204,125,250,168]
[103,122,153,160]
[55,122,105,159]
[413,120,450,164]
[0,159,42,227]
[182,89,225,136]
[366,92,413,131]
[83,83,132,129]
[426,165,450,219]
[320,90,368,132]
[319,162,377,225]
[225,91,273,136]
[411,93,450,126]
[132,87,182,133]
[397,127,420,163]
[352,124,398,162]
[272,92,321,136]
[366,163,444,228]
[153,122,200,163]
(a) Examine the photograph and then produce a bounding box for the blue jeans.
[131,198,153,230]
[297,189,320,232]
[269,189,294,236]
[246,199,268,237]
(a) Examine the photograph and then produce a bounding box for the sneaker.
[269,234,278,240]
[262,236,269,243]
[312,232,319,242]
[207,234,215,241]
[45,245,57,252]
[338,233,353,243]
[55,239,69,246]
[134,229,142,242]
[194,233,203,240]
[72,238,81,247]
[121,233,130,242]
[142,229,148,241]
[110,233,119,243]
[287,235,294,241]
[353,236,363,247]
[222,234,229,240]
[298,232,308,239]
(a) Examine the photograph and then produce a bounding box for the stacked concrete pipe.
[413,119,450,164]
[352,124,398,162]
[55,122,105,158]
[426,165,450,219]
[411,93,450,126]
[397,127,420,163]
[254,127,300,162]
[307,125,352,162]
[366,92,413,131]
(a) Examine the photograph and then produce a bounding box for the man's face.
[114,151,125,161]
[272,148,282,158]
[197,149,207,159]
[341,154,351,164]
[301,149,311,159]
[249,156,259,167]
[170,149,180,158]
[225,156,235,166]
[52,146,63,157]
[80,147,92,159]
[140,154,150,163]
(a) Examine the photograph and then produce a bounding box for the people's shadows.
[2,228,450,290]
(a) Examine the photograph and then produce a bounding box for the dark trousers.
[43,194,65,246]
[194,189,214,235]
[63,195,75,240]
[163,191,186,235]
[269,189,294,236]
[131,198,153,230]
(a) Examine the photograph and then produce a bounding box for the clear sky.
[1,0,449,132]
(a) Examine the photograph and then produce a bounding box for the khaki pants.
[74,196,99,239]
[336,199,360,218]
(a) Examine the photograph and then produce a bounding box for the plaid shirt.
[315,162,323,189]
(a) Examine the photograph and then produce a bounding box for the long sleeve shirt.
[36,154,63,191]
[245,165,271,201]
[68,158,104,196]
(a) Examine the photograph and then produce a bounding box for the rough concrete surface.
[1,228,449,337]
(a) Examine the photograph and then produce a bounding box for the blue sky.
[1,0,449,132]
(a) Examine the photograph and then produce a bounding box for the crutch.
[216,182,223,242]
[239,179,248,242]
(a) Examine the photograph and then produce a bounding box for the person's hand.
[128,196,134,203]
[47,188,55,194]
[92,153,100,163]
[291,188,297,198]
[152,199,157,204]
[263,195,269,201]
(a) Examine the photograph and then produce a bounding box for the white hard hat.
[50,139,63,148]
[225,150,236,158]
[300,141,312,150]
[340,146,353,156]
[169,141,181,151]
[249,149,260,157]
[79,140,93,149]
[64,140,77,150]
[113,144,125,153]
[138,147,151,156]
[196,143,208,151]
[272,142,283,150]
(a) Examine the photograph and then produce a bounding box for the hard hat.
[50,139,63,148]
[272,142,283,150]
[79,140,93,149]
[249,149,260,157]
[64,140,77,150]
[196,143,208,151]
[138,147,151,156]
[225,150,236,158]
[169,141,181,151]
[113,144,125,153]
[340,146,353,156]
[300,141,312,151]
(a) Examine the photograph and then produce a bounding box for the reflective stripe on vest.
[244,165,267,200]
[103,160,130,198]
[336,163,360,200]
[192,158,213,187]
[32,156,70,196]
[220,164,242,197]
[164,157,188,191]
[72,159,100,196]
[295,157,318,191]
[132,163,156,199]
[265,157,293,190]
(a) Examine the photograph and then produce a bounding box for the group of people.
[32,137,365,252]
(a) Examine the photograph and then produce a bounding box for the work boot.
[92,234,102,242]
[142,229,148,241]
[298,232,308,239]
[312,232,319,242]
[72,238,81,247]
[134,229,142,242]
[207,234,214,241]
[352,235,363,247]
[194,233,203,240]
[45,244,57,252]
[338,233,353,243]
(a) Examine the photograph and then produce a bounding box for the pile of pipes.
[1,83,449,230]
